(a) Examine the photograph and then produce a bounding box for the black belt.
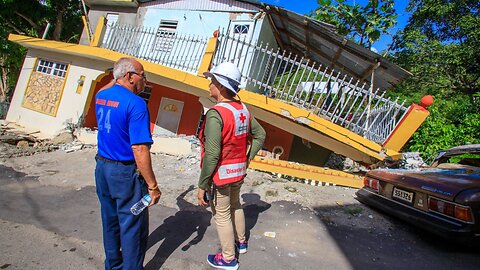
[95,155,136,165]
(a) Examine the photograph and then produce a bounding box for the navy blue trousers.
[95,158,149,270]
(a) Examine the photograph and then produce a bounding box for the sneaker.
[236,241,248,254]
[207,253,239,270]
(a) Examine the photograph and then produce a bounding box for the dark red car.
[356,144,480,242]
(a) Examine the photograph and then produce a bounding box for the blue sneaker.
[236,241,248,254]
[207,253,239,270]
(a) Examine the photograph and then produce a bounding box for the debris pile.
[0,125,58,159]
[398,152,427,169]
[324,153,368,173]
[370,152,427,170]
[0,123,94,159]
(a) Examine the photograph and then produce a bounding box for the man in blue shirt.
[95,57,161,270]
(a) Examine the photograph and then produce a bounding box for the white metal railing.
[212,32,408,144]
[100,23,408,144]
[101,23,209,74]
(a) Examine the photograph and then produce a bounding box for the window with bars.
[153,20,178,52]
[233,24,250,35]
[36,59,68,78]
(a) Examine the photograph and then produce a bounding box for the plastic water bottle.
[130,194,151,215]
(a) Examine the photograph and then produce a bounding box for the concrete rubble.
[0,121,59,159]
[1,120,425,172]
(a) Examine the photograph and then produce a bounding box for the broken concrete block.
[150,137,192,156]
[16,140,30,148]
[51,132,74,145]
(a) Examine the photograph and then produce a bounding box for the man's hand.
[148,187,161,206]
[197,188,209,206]
[132,143,160,206]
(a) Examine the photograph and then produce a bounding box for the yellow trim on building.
[82,16,92,43]
[21,57,71,117]
[91,16,107,47]
[8,33,401,163]
[82,72,111,118]
[249,157,363,188]
[238,90,400,160]
[383,105,430,152]
[197,36,218,76]
[76,75,86,94]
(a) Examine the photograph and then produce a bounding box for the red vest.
[199,102,251,186]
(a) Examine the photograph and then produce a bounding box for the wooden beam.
[360,61,381,82]
[265,13,286,51]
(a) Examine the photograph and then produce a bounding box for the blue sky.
[260,0,410,52]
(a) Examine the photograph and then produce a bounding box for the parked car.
[356,144,480,243]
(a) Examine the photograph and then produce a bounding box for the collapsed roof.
[237,0,411,90]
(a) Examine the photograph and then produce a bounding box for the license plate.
[392,187,413,203]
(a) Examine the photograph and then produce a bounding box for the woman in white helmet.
[197,62,266,269]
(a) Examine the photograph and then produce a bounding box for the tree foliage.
[0,0,83,102]
[393,0,480,96]
[310,0,397,48]
[309,0,479,158]
[390,0,480,158]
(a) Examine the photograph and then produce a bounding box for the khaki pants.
[211,181,246,261]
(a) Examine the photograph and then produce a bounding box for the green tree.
[0,0,83,102]
[46,0,84,41]
[310,0,398,49]
[390,0,480,158]
[393,0,480,96]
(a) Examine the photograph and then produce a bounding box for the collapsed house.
[6,0,431,187]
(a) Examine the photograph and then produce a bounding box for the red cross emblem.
[239,113,246,123]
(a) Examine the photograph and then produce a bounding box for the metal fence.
[101,23,209,74]
[213,32,408,144]
[100,23,408,144]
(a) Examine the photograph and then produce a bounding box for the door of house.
[223,20,255,80]
[154,97,184,135]
[103,13,118,47]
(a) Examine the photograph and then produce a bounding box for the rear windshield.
[441,153,480,167]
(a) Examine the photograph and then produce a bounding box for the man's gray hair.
[113,57,136,80]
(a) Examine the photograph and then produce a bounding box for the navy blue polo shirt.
[95,84,153,161]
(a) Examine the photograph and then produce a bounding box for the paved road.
[1,161,480,270]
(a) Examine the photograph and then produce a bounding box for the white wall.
[243,16,279,93]
[6,49,110,138]
[141,9,254,39]
[80,7,138,46]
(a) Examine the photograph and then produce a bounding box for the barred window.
[36,59,68,78]
[233,24,250,35]
[153,20,178,52]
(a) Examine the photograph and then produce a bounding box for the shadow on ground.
[313,202,480,270]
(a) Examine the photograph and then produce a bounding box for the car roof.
[441,144,480,155]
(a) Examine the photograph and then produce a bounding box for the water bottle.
[130,194,151,215]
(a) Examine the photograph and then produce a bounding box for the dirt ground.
[0,136,393,236]
[3,125,480,269]
[0,119,414,239]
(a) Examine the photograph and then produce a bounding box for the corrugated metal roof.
[258,3,411,90]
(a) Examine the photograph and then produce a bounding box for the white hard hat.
[203,62,242,94]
